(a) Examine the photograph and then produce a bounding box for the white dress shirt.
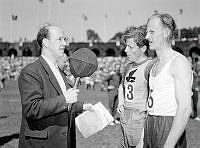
[42,55,68,98]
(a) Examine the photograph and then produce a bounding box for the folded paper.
[75,102,114,138]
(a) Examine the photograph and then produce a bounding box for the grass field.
[0,80,200,148]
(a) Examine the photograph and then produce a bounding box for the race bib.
[124,82,135,102]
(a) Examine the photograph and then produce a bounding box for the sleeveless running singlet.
[147,53,180,116]
[124,60,151,111]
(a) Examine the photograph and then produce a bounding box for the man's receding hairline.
[48,26,63,38]
[149,16,162,25]
[148,16,165,31]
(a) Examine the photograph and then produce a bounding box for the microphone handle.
[73,77,80,89]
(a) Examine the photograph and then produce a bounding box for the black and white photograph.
[0,0,200,147]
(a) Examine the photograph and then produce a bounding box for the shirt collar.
[41,55,58,69]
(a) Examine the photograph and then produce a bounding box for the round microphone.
[68,48,98,88]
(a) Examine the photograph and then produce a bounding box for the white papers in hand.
[75,102,114,138]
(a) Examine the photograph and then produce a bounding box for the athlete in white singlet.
[148,53,180,116]
[144,13,193,148]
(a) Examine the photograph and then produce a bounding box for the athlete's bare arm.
[164,55,193,148]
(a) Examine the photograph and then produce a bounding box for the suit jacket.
[18,56,83,148]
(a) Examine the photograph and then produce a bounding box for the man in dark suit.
[18,24,93,148]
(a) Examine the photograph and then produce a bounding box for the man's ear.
[141,45,147,53]
[42,38,48,47]
[164,28,170,38]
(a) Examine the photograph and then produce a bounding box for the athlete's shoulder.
[173,52,190,65]
[171,53,192,76]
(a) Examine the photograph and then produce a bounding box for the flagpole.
[81,14,87,42]
[178,9,183,41]
[15,17,18,43]
[80,15,84,42]
[56,0,60,25]
[47,0,52,22]
[9,16,13,42]
[128,11,131,27]
[103,14,107,42]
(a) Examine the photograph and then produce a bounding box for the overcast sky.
[0,0,200,42]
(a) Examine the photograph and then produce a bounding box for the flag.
[38,0,43,2]
[82,14,87,21]
[60,0,64,3]
[12,15,18,21]
[154,10,158,14]
[128,11,131,16]
[179,9,183,15]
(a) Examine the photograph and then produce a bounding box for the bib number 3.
[126,84,134,100]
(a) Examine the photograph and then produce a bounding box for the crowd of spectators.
[187,48,200,120]
[0,56,37,91]
[0,56,127,89]
[0,52,199,91]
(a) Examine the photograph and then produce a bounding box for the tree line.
[86,26,200,42]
